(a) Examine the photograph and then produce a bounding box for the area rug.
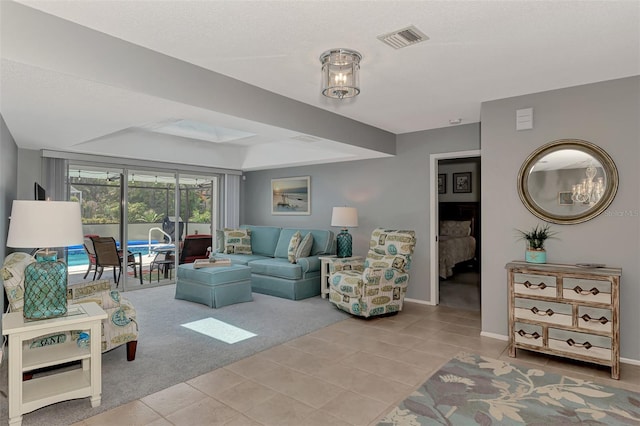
[0,284,350,425]
[379,352,640,425]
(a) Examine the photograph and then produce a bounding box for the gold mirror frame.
[517,139,619,225]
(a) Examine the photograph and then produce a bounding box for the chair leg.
[126,340,137,361]
[83,264,92,279]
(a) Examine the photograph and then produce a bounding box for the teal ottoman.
[175,264,253,308]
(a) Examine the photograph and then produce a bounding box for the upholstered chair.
[328,228,416,317]
[2,252,139,361]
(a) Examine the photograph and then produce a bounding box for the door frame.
[429,149,481,305]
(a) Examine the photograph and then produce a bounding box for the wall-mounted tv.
[34,182,46,201]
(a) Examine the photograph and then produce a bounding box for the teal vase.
[336,229,353,258]
[525,249,547,264]
[23,251,68,320]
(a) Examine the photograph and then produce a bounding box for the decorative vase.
[23,251,68,320]
[336,229,353,258]
[525,248,547,264]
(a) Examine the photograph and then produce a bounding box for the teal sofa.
[215,225,335,300]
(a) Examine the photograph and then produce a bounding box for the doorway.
[429,150,481,311]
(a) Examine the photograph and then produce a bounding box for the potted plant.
[516,223,557,264]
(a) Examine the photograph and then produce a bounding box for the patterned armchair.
[2,252,138,360]
[328,228,416,317]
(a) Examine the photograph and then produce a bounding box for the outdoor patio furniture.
[82,234,100,280]
[179,234,212,264]
[92,236,143,286]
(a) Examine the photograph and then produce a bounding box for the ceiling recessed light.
[449,118,462,125]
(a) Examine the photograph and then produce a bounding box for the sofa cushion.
[223,228,252,254]
[241,225,282,256]
[217,253,271,266]
[275,228,334,259]
[287,231,302,263]
[248,258,303,280]
[295,232,314,262]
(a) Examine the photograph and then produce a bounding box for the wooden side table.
[319,256,363,299]
[2,302,107,426]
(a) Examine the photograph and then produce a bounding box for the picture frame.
[558,191,574,206]
[438,174,446,194]
[453,172,472,193]
[271,176,311,215]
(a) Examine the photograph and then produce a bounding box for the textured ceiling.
[1,0,638,170]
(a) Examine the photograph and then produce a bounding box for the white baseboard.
[404,297,436,306]
[479,331,640,366]
[480,331,508,341]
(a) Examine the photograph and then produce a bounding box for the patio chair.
[92,236,143,286]
[82,234,100,280]
[179,234,212,264]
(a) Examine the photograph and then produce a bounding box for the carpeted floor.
[379,352,640,425]
[0,284,350,425]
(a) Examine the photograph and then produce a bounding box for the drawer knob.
[573,286,599,296]
[531,306,554,316]
[523,280,547,290]
[517,329,541,339]
[566,338,592,350]
[580,314,609,325]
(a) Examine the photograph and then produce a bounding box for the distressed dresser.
[506,261,621,379]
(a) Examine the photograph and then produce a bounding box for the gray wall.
[243,123,480,302]
[1,114,19,331]
[481,76,639,361]
[17,148,42,200]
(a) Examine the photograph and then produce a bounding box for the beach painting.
[271,176,311,215]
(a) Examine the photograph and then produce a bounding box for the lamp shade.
[7,200,84,248]
[331,207,358,228]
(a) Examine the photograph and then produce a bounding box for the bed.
[438,202,479,279]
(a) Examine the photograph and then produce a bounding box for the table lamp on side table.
[331,207,358,258]
[7,200,84,320]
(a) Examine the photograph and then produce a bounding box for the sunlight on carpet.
[181,317,257,344]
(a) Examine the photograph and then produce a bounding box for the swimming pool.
[67,240,159,266]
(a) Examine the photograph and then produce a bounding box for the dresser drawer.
[513,273,557,298]
[514,298,572,326]
[577,306,613,334]
[513,322,543,347]
[562,278,611,304]
[548,328,612,361]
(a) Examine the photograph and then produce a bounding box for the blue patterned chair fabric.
[2,252,138,360]
[328,228,416,317]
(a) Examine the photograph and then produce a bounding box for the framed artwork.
[558,191,574,206]
[453,172,472,193]
[438,174,446,194]
[271,176,311,215]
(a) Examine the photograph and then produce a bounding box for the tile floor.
[73,302,640,426]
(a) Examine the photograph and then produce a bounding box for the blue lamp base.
[336,229,353,258]
[23,251,68,320]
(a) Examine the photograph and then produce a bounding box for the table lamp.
[331,207,358,258]
[7,200,84,320]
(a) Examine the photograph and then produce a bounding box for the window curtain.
[224,174,240,228]
[42,156,68,201]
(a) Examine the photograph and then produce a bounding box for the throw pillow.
[295,232,314,262]
[223,228,252,254]
[287,231,302,263]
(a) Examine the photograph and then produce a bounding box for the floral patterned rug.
[379,352,640,425]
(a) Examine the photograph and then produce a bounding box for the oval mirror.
[517,139,618,224]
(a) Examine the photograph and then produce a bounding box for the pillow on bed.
[439,220,471,237]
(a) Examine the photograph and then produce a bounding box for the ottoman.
[175,263,253,308]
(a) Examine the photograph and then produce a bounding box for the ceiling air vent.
[291,135,322,143]
[377,25,429,49]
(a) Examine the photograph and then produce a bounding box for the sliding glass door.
[68,163,220,291]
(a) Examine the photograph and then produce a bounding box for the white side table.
[319,256,363,299]
[2,302,107,426]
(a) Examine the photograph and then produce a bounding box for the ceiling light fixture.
[320,48,362,100]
